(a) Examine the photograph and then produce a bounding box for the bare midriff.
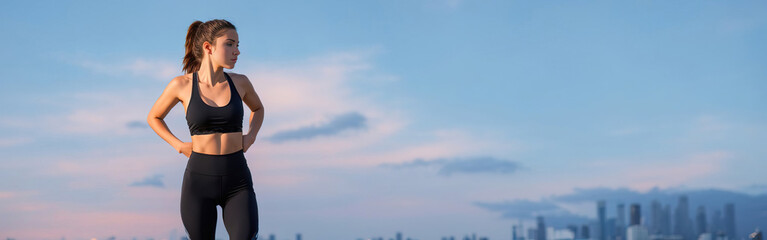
[191,132,244,155]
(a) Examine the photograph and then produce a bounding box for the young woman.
[147,19,264,240]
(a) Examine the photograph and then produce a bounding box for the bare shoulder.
[227,72,254,90]
[159,74,193,101]
[227,72,252,84]
[169,73,193,87]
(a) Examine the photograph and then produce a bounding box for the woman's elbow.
[147,114,161,125]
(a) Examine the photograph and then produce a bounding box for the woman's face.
[207,28,240,69]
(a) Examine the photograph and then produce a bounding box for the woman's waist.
[191,132,243,155]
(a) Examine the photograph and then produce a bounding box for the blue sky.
[1,1,766,240]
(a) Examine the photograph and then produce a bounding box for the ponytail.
[182,21,203,74]
[182,19,236,74]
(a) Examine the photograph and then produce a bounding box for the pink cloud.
[3,209,179,240]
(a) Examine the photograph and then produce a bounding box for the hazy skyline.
[1,1,766,240]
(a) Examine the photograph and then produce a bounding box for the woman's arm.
[238,74,264,152]
[147,77,192,157]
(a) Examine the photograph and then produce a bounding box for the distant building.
[696,206,708,237]
[582,224,591,239]
[607,218,617,240]
[599,201,607,240]
[661,204,672,235]
[568,225,579,239]
[537,216,547,240]
[711,210,723,235]
[628,225,650,240]
[630,204,641,226]
[651,201,663,235]
[675,195,694,240]
[618,203,627,240]
[723,203,736,240]
[551,227,576,240]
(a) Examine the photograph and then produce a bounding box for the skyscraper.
[711,210,723,236]
[599,201,607,240]
[626,203,648,240]
[582,224,591,240]
[696,206,708,237]
[537,216,547,240]
[529,228,538,240]
[675,195,693,240]
[618,203,627,240]
[568,225,579,240]
[651,200,662,235]
[662,204,672,235]
[630,204,641,226]
[607,218,617,240]
[724,203,736,240]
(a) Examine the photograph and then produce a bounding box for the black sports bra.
[186,71,243,136]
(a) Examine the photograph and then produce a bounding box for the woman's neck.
[197,58,226,87]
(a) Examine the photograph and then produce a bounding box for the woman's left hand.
[242,134,255,152]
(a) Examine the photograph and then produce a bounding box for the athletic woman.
[147,19,264,240]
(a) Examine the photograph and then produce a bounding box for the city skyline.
[489,188,766,240]
[512,199,756,240]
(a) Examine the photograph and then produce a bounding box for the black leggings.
[181,150,258,240]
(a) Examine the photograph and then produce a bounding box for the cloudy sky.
[1,1,765,240]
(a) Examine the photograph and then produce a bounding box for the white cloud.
[44,91,155,135]
[76,58,181,81]
[241,48,381,126]
[0,190,38,200]
[36,144,178,189]
[0,137,33,148]
[2,208,179,240]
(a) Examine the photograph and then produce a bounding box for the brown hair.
[183,19,237,74]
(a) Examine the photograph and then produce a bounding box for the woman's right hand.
[177,142,193,158]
